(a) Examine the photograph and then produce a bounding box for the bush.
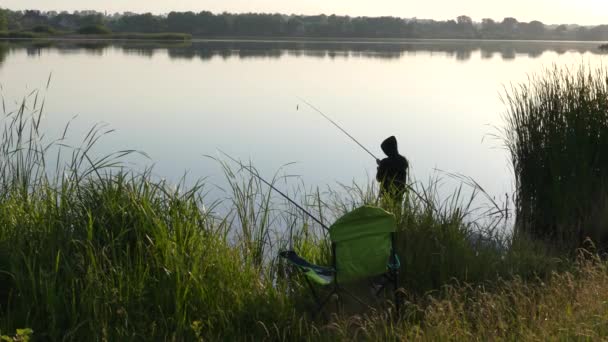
[112,32,192,40]
[31,25,56,34]
[77,25,112,35]
[5,31,37,39]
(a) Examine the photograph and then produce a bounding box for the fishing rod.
[296,97,437,210]
[218,150,330,232]
[296,96,380,161]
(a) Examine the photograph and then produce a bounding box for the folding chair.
[280,205,401,315]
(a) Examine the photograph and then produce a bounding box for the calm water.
[0,39,605,205]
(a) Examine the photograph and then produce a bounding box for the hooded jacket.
[376,136,408,197]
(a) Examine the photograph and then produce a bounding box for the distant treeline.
[1,8,608,41]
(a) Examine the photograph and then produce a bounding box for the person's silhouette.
[376,136,409,203]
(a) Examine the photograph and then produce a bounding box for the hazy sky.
[2,0,607,25]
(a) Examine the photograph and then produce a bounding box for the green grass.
[503,64,608,250]
[0,84,601,340]
[0,91,296,340]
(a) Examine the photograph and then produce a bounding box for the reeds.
[503,64,608,249]
[0,90,296,340]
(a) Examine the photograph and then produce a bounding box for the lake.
[0,39,605,207]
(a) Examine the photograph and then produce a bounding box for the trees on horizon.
[1,8,607,41]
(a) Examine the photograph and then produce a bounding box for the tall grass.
[503,64,608,249]
[0,91,298,340]
[0,88,579,340]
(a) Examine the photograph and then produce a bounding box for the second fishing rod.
[218,150,330,232]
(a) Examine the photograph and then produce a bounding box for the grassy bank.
[0,72,604,340]
[291,254,608,341]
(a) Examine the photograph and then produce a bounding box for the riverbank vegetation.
[1,65,608,340]
[504,65,608,250]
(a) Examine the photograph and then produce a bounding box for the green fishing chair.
[280,206,401,314]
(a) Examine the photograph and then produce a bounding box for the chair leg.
[341,287,371,308]
[314,290,337,319]
[377,271,402,314]
[393,271,401,315]
[371,274,391,297]
[305,277,321,304]
[335,291,341,313]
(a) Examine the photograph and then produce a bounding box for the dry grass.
[273,252,608,341]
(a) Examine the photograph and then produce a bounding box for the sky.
[1,0,607,26]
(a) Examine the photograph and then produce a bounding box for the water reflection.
[2,37,601,207]
[0,39,605,66]
[0,43,8,65]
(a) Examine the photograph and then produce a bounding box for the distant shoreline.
[189,36,607,44]
[0,34,606,45]
[0,31,192,41]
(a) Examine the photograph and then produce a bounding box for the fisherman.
[376,136,409,204]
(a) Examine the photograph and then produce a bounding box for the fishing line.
[296,96,380,161]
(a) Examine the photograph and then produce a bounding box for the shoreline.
[0,32,193,41]
[0,34,605,45]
